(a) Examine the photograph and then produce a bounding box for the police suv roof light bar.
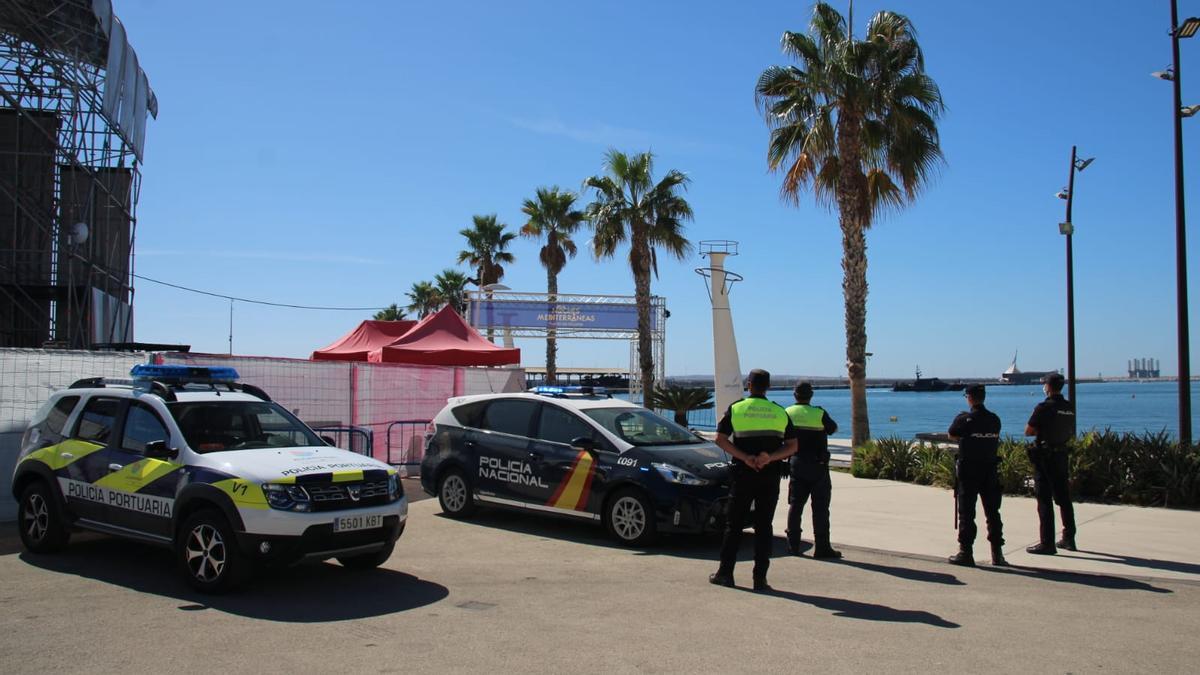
[532,385,610,398]
[131,364,240,383]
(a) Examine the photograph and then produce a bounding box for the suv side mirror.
[570,436,596,454]
[144,440,178,460]
[320,435,338,447]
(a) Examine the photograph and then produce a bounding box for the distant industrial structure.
[1128,358,1161,379]
[1,0,157,349]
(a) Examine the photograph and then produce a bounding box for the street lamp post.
[1057,147,1094,407]
[1168,1,1200,446]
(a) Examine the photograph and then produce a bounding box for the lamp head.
[1182,105,1200,118]
[1152,68,1176,81]
[1177,17,1200,39]
[1075,157,1095,171]
[1056,189,1069,200]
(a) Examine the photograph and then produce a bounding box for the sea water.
[671,380,1200,440]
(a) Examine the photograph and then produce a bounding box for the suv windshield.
[168,401,323,453]
[582,407,701,446]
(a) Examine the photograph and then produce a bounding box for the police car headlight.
[651,462,710,486]
[387,473,402,501]
[262,483,313,512]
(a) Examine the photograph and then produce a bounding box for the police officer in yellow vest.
[784,381,842,559]
[710,369,798,591]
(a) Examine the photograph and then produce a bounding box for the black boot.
[1026,542,1057,555]
[990,543,1008,566]
[786,530,803,556]
[813,545,842,559]
[708,572,734,587]
[1056,535,1076,551]
[948,547,975,567]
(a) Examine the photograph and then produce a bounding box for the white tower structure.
[697,241,744,419]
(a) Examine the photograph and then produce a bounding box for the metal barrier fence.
[385,420,430,475]
[311,425,374,458]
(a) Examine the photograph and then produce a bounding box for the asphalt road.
[1,493,1197,674]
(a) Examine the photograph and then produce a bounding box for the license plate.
[333,514,383,532]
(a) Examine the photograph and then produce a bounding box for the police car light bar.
[131,364,240,382]
[532,385,608,397]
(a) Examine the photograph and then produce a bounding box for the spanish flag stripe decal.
[549,451,595,511]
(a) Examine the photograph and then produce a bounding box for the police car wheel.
[337,541,395,570]
[18,481,69,553]
[438,468,476,518]
[178,510,250,593]
[605,489,657,546]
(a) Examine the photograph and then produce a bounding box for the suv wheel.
[18,481,70,553]
[438,468,476,518]
[338,541,395,570]
[605,488,657,546]
[177,509,251,593]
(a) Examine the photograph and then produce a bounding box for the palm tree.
[434,269,470,315]
[373,304,407,321]
[755,2,944,446]
[521,187,586,385]
[406,281,441,319]
[458,214,517,341]
[648,384,714,427]
[584,150,693,402]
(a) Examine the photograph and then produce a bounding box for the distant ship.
[893,366,967,392]
[1001,352,1058,385]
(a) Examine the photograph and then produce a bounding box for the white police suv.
[11,365,407,593]
[421,386,733,545]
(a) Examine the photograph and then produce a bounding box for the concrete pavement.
[795,470,1200,583]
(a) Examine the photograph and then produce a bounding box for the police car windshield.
[582,407,701,446]
[168,401,324,453]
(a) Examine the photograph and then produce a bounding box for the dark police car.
[420,386,733,545]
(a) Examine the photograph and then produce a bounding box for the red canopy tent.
[311,319,417,361]
[369,305,520,366]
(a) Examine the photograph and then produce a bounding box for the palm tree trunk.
[546,268,558,385]
[631,229,655,404]
[837,113,871,448]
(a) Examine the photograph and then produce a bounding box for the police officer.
[946,384,1006,567]
[709,369,798,591]
[784,381,841,559]
[1025,373,1077,555]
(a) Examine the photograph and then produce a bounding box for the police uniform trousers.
[717,464,781,581]
[1032,448,1075,545]
[786,460,831,551]
[956,459,1004,547]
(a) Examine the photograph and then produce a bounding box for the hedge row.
[850,430,1200,509]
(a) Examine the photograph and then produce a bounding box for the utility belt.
[1026,442,1069,464]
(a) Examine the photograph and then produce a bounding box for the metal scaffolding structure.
[0,0,155,349]
[465,289,667,399]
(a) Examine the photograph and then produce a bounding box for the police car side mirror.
[144,440,178,460]
[570,437,596,454]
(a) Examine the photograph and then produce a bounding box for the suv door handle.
[108,463,124,472]
[529,452,543,463]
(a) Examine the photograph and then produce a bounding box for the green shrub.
[913,442,955,488]
[874,435,917,482]
[850,441,882,479]
[996,437,1034,496]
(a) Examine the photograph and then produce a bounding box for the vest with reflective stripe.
[730,397,789,439]
[784,404,824,430]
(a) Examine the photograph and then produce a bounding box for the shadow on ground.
[828,557,965,586]
[18,537,448,622]
[437,509,728,560]
[984,563,1173,593]
[1062,549,1200,577]
[752,587,960,628]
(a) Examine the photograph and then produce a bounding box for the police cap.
[964,384,986,402]
[1042,373,1065,391]
[794,381,814,400]
[747,369,771,390]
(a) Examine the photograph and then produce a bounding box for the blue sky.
[119,0,1198,379]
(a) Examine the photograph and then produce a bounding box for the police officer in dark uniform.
[709,369,798,591]
[784,381,841,559]
[946,384,1006,567]
[1025,373,1077,555]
